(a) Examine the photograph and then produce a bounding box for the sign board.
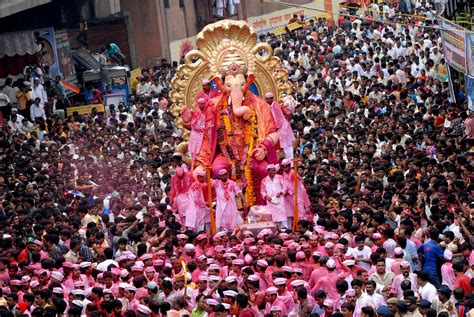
[247,1,326,35]
[55,29,77,84]
[440,19,467,73]
[67,103,105,116]
[34,27,60,77]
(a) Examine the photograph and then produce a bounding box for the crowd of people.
[0,1,473,316]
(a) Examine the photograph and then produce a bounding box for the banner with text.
[440,19,467,73]
[247,2,328,35]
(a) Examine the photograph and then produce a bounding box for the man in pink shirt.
[191,275,210,306]
[309,258,328,291]
[313,258,351,303]
[212,169,245,231]
[390,247,405,275]
[254,259,270,291]
[274,277,294,313]
[281,159,311,223]
[195,79,218,102]
[441,249,456,288]
[265,92,294,159]
[264,287,287,315]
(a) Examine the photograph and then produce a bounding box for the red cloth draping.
[0,53,40,78]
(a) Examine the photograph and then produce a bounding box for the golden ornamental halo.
[170,20,291,140]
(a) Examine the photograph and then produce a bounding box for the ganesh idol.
[171,20,292,206]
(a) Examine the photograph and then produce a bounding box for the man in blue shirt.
[105,43,125,65]
[417,227,444,288]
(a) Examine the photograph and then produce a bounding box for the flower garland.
[215,95,258,206]
[244,110,257,206]
[216,98,238,180]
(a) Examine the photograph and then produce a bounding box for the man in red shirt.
[453,261,474,294]
[237,294,254,317]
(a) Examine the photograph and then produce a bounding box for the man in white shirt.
[1,78,19,109]
[350,280,374,317]
[96,248,120,272]
[33,78,47,108]
[30,97,46,122]
[7,113,22,134]
[19,118,35,135]
[261,164,289,228]
[391,261,418,299]
[368,85,384,103]
[149,81,164,95]
[136,78,151,97]
[365,280,386,309]
[369,259,395,290]
[0,92,10,120]
[417,271,437,302]
[348,235,372,270]
[348,59,364,76]
[305,69,318,88]
[430,47,442,65]
[443,213,464,243]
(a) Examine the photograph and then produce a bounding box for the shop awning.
[0,0,52,18]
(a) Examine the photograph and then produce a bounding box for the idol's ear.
[243,74,255,93]
[212,77,225,92]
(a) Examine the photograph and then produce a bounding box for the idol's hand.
[252,144,267,161]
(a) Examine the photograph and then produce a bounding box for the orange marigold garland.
[216,96,258,205]
[244,110,257,206]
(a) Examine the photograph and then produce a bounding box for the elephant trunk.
[230,88,251,120]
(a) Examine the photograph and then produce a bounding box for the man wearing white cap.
[260,164,289,228]
[169,166,194,225]
[185,169,210,231]
[391,260,418,299]
[191,275,209,306]
[313,258,351,304]
[137,304,152,316]
[188,97,207,161]
[264,287,288,315]
[265,92,294,159]
[211,169,245,231]
[32,77,47,109]
[196,79,217,102]
[274,277,294,312]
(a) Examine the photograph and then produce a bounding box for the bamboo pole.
[206,166,217,235]
[292,158,301,231]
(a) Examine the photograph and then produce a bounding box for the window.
[213,0,239,19]
[164,0,170,8]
